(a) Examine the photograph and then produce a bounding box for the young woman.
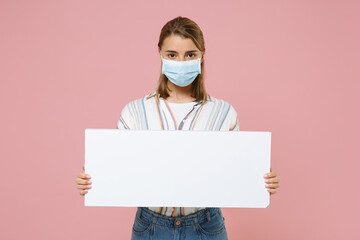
[75,16,280,240]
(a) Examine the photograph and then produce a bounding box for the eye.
[187,53,195,58]
[168,54,176,58]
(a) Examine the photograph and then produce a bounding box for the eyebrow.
[165,50,198,53]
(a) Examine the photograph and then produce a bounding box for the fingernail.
[86,175,91,178]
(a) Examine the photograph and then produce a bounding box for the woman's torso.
[116,91,239,217]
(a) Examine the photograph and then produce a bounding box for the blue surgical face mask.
[160,51,202,87]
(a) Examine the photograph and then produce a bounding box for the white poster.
[84,129,271,208]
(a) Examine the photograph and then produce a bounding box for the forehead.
[162,34,199,52]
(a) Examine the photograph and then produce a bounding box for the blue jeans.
[131,207,228,240]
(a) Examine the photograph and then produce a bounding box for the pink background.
[1,0,359,239]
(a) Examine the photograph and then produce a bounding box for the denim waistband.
[136,207,222,228]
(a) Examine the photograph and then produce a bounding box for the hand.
[75,165,92,196]
[263,168,280,196]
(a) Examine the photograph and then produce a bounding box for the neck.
[166,81,196,103]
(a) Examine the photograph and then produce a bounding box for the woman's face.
[159,34,203,63]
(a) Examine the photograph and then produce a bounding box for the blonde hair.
[156,16,207,104]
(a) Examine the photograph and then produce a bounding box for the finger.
[77,184,92,190]
[268,189,276,195]
[76,178,92,185]
[265,177,280,183]
[78,171,90,178]
[77,171,86,178]
[264,172,277,178]
[266,183,280,189]
[80,189,88,195]
[77,171,91,179]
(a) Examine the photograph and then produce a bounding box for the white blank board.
[84,129,271,208]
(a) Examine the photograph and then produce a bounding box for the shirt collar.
[145,91,214,103]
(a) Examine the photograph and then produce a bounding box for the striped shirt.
[116,91,240,217]
[167,101,198,127]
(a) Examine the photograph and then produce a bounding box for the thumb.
[82,165,85,171]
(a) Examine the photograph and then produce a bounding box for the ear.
[158,47,163,60]
[201,51,205,64]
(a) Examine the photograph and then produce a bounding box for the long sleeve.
[116,103,136,130]
[228,105,240,131]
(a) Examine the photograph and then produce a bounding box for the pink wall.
[1,0,359,239]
